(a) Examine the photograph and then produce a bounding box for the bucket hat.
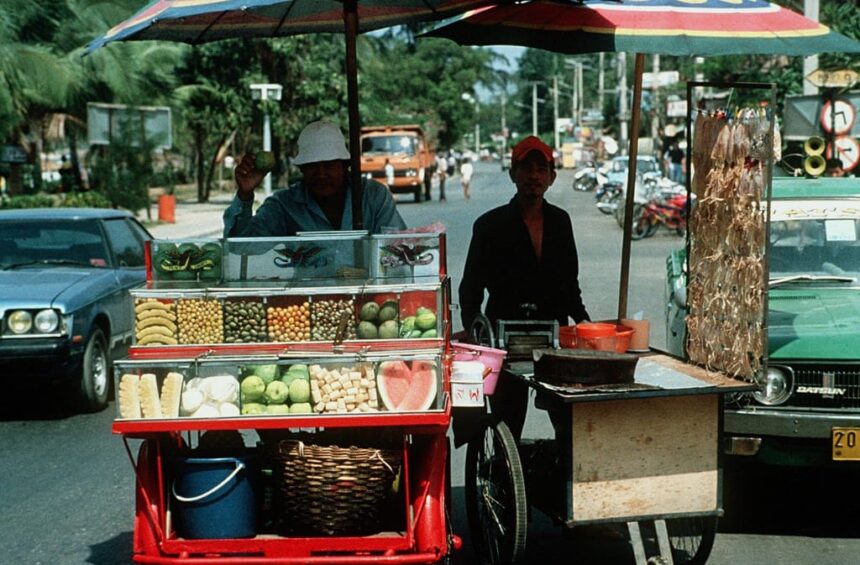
[293,120,351,165]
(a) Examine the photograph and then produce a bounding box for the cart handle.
[172,459,245,503]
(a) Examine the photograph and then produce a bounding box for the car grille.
[787,364,860,409]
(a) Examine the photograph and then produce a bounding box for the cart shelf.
[113,401,451,436]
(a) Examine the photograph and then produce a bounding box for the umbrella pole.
[616,52,645,321]
[344,0,364,230]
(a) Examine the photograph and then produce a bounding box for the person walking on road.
[224,120,405,236]
[460,158,474,200]
[436,154,447,201]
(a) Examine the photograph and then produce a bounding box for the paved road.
[3,162,860,564]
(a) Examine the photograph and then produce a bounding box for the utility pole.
[598,53,605,118]
[618,52,628,152]
[576,62,584,126]
[553,76,560,149]
[803,0,820,95]
[501,91,507,157]
[651,54,661,145]
[532,82,539,136]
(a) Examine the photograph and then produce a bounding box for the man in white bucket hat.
[224,120,405,236]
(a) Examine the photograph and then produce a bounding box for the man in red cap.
[459,135,589,441]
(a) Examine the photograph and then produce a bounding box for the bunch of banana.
[134,299,179,346]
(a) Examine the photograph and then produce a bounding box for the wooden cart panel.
[571,393,719,521]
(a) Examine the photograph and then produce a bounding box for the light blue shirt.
[223,179,406,237]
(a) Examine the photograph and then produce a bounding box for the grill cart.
[114,231,459,564]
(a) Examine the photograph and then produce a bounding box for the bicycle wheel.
[665,515,717,565]
[465,418,528,565]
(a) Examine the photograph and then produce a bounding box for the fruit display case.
[116,232,457,563]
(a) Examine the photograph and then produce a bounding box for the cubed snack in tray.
[309,363,379,414]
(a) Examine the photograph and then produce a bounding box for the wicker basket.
[277,440,402,536]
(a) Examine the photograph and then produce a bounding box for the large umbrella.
[424,0,860,317]
[87,0,492,229]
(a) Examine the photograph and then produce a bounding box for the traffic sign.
[820,99,856,135]
[827,136,860,172]
[806,69,860,89]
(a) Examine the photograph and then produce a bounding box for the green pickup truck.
[667,176,860,468]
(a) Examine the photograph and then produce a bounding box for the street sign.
[642,71,680,88]
[0,144,28,164]
[806,69,860,89]
[827,136,860,172]
[820,99,856,135]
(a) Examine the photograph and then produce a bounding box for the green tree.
[361,34,502,149]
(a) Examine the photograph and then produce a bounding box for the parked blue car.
[0,208,151,412]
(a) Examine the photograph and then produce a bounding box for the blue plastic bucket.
[172,455,258,539]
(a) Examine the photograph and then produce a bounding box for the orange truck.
[360,125,436,202]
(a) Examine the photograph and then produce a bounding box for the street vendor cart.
[113,231,458,563]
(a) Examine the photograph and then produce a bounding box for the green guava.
[289,379,311,404]
[265,380,290,404]
[240,375,265,402]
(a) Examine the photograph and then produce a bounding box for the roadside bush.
[0,194,56,209]
[60,191,112,208]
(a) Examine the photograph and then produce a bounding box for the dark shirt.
[668,147,684,165]
[459,197,589,331]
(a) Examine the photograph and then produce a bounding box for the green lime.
[255,151,275,172]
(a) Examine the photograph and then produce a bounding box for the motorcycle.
[631,191,692,240]
[572,162,607,192]
[595,180,624,214]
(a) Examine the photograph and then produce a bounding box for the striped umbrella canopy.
[424,0,860,319]
[424,0,860,57]
[87,0,492,230]
[86,0,489,51]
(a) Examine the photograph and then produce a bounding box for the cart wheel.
[465,418,527,565]
[469,313,495,349]
[665,515,717,565]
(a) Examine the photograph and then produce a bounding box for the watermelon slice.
[377,360,438,412]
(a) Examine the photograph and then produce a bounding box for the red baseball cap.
[511,136,553,164]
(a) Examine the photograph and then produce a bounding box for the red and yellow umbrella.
[425,0,860,318]
[426,0,860,56]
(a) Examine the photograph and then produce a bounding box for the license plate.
[832,428,860,460]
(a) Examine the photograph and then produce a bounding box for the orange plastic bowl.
[559,325,577,348]
[614,324,635,353]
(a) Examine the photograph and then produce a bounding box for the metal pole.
[577,62,584,126]
[553,76,560,150]
[651,54,661,145]
[803,0,820,95]
[501,91,507,156]
[618,52,628,153]
[532,82,538,136]
[617,53,645,321]
[475,101,480,155]
[343,0,363,230]
[263,108,272,198]
[598,53,605,117]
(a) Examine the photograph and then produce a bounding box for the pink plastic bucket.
[451,341,507,395]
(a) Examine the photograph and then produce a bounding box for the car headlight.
[752,366,793,406]
[405,169,417,177]
[34,309,60,333]
[7,310,33,334]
